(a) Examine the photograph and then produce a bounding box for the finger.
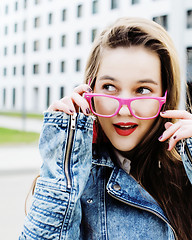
[71,92,91,115]
[160,110,192,119]
[164,122,173,130]
[159,121,181,142]
[48,99,75,114]
[168,127,192,151]
[73,84,92,95]
[159,120,192,142]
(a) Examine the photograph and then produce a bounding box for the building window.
[48,13,53,24]
[4,47,7,56]
[5,5,9,14]
[91,29,97,42]
[13,88,16,107]
[75,59,81,72]
[47,62,51,74]
[60,87,65,98]
[61,35,66,47]
[46,87,51,108]
[61,61,65,73]
[14,23,18,33]
[3,68,7,76]
[62,9,67,21]
[153,15,168,30]
[76,32,82,45]
[187,47,192,81]
[23,20,27,31]
[77,4,83,18]
[35,0,40,5]
[13,66,17,76]
[15,1,18,11]
[111,0,118,9]
[4,26,8,35]
[33,64,39,74]
[22,42,26,53]
[92,0,98,14]
[24,0,27,9]
[3,89,6,106]
[33,40,40,51]
[22,65,25,76]
[34,17,40,28]
[187,10,192,29]
[131,0,140,4]
[48,38,52,49]
[13,45,17,54]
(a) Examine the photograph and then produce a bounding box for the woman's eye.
[136,87,151,95]
[103,84,116,92]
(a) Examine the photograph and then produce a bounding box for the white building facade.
[0,0,192,113]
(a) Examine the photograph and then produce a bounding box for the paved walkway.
[0,115,43,133]
[0,116,43,172]
[0,143,42,172]
[0,116,43,239]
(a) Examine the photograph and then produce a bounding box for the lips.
[113,122,138,136]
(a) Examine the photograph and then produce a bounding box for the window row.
[2,85,64,109]
[152,10,192,30]
[2,60,82,77]
[2,10,192,38]
[1,30,97,56]
[3,0,98,17]
[2,0,143,21]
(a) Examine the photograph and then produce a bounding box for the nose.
[118,104,132,116]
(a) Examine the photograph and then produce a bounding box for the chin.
[112,141,137,152]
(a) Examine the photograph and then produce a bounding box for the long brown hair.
[84,17,192,240]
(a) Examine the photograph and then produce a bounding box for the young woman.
[19,17,192,240]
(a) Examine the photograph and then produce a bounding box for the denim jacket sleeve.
[177,138,192,185]
[19,112,94,240]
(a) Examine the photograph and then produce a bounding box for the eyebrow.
[99,75,117,81]
[98,75,159,85]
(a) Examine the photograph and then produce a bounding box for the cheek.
[141,119,156,136]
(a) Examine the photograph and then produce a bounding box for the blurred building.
[0,0,192,113]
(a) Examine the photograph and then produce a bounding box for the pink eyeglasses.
[84,91,167,120]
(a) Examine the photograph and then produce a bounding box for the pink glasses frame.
[84,91,167,119]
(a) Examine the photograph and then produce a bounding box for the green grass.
[0,128,40,145]
[0,111,43,119]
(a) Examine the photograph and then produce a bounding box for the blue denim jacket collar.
[92,149,174,233]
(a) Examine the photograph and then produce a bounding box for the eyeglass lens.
[91,96,160,118]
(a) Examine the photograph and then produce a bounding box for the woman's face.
[94,46,162,152]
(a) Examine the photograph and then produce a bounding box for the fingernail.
[87,87,92,93]
[158,135,163,141]
[86,108,90,114]
[161,111,166,114]
[173,135,177,139]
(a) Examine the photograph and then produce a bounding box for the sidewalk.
[0,115,43,172]
[0,143,42,172]
[0,116,43,239]
[0,115,43,133]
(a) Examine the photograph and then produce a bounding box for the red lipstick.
[113,122,138,136]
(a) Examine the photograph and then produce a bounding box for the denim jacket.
[19,112,192,240]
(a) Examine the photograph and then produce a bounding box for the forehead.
[96,46,161,87]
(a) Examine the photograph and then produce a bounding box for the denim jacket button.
[113,183,121,191]
[87,199,93,204]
